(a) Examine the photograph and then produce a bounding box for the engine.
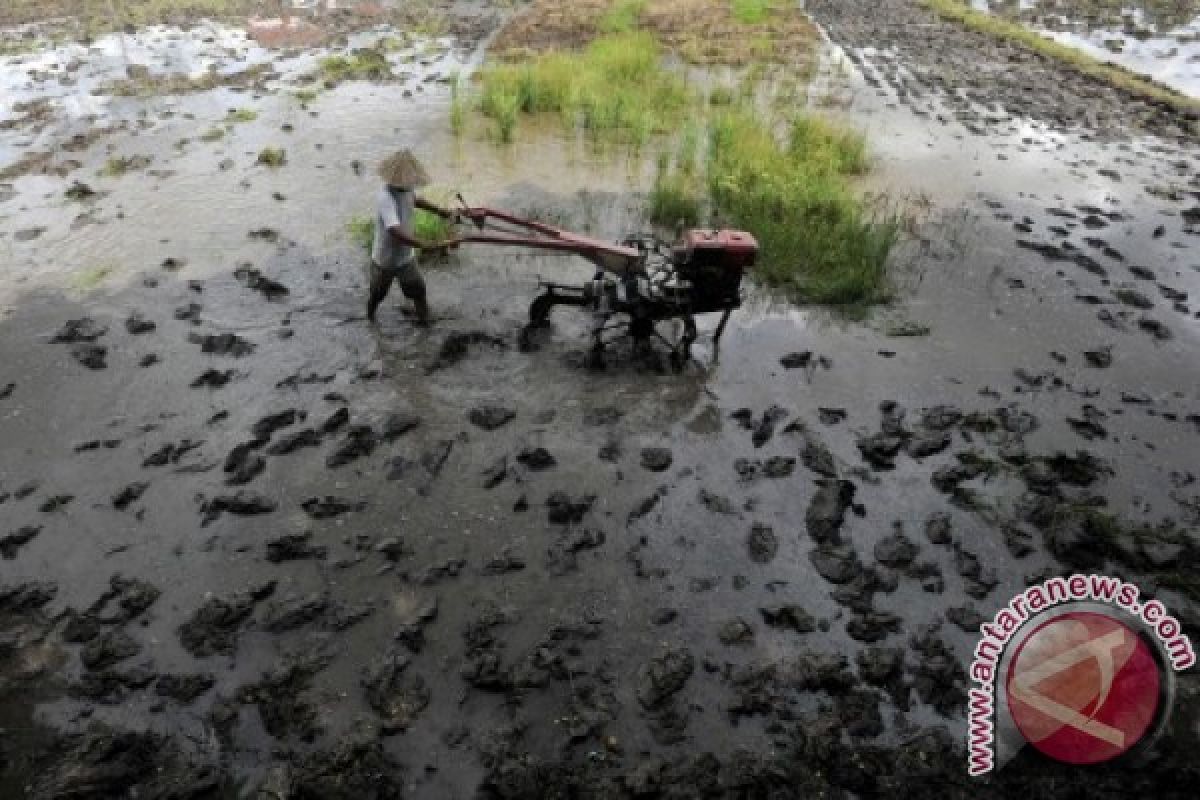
[669,229,758,313]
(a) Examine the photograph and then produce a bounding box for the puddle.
[971,0,1200,96]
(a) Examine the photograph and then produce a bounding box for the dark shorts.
[371,259,425,297]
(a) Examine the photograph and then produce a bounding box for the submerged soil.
[1,0,1199,798]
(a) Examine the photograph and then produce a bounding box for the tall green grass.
[449,74,466,136]
[477,32,689,146]
[347,215,374,252]
[649,153,703,228]
[476,28,898,305]
[600,0,646,33]
[648,109,894,304]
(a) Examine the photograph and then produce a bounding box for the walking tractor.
[451,196,758,368]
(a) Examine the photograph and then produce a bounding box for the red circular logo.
[1006,611,1161,765]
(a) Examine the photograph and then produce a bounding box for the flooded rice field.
[970,0,1200,96]
[1,1,1198,797]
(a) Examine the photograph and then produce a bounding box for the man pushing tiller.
[367,149,479,324]
[365,149,757,367]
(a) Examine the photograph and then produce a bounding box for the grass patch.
[98,155,145,177]
[708,86,735,106]
[414,209,452,242]
[292,88,319,105]
[600,0,646,33]
[449,75,466,136]
[347,215,374,253]
[923,0,1200,115]
[226,107,257,123]
[71,264,114,290]
[731,0,774,25]
[494,0,818,67]
[199,127,224,142]
[699,109,898,304]
[649,169,703,228]
[478,3,896,305]
[478,32,690,145]
[318,49,392,86]
[256,147,287,167]
[347,206,454,256]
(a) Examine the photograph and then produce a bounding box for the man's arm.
[416,194,486,228]
[387,226,425,250]
[415,195,452,218]
[387,222,458,251]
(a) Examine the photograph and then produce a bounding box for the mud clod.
[190,331,256,357]
[805,479,856,543]
[70,343,108,369]
[327,425,380,468]
[0,525,41,558]
[746,523,778,564]
[112,481,148,510]
[266,532,327,563]
[468,405,516,431]
[760,604,816,633]
[636,647,694,710]
[200,491,277,524]
[362,651,430,733]
[51,317,107,343]
[178,582,275,657]
[155,672,215,703]
[639,446,673,472]
[81,629,141,670]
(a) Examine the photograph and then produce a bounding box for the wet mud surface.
[2,1,1200,798]
[972,0,1200,97]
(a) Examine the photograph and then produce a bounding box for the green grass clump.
[478,32,689,146]
[226,107,257,123]
[788,116,869,175]
[704,109,897,304]
[414,209,452,243]
[449,76,466,136]
[199,127,224,142]
[99,156,133,177]
[292,88,319,104]
[481,80,520,142]
[600,0,646,33]
[319,49,392,85]
[71,264,114,290]
[256,147,287,167]
[347,209,451,254]
[708,86,735,106]
[731,0,775,25]
[347,215,374,252]
[649,170,703,229]
[922,0,1200,115]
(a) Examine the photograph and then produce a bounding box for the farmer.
[367,149,462,324]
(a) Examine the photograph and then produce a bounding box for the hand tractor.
[451,197,757,369]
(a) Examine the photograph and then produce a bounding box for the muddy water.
[1,4,1200,798]
[972,0,1200,96]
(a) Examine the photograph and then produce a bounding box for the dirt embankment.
[492,0,818,66]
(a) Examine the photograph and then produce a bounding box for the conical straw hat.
[378,149,430,188]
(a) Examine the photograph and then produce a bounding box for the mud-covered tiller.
[451,195,758,368]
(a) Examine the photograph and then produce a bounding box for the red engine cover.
[682,229,758,269]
